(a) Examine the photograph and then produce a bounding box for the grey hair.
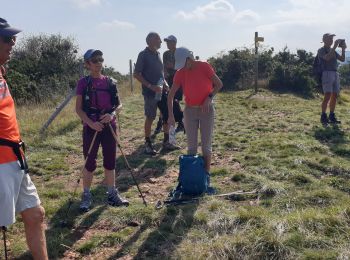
[146,32,159,45]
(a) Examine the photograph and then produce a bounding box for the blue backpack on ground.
[175,155,210,196]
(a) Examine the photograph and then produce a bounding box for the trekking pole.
[117,114,121,133]
[2,226,8,260]
[60,130,99,227]
[108,123,147,206]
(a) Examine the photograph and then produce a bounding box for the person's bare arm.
[337,42,347,62]
[75,95,103,131]
[322,39,340,61]
[201,73,223,113]
[133,72,162,94]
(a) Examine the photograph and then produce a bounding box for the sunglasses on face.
[90,57,104,64]
[1,35,16,44]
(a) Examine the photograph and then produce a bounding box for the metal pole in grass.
[60,130,98,227]
[108,123,147,206]
[2,226,8,260]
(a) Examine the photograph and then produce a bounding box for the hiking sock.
[163,133,169,143]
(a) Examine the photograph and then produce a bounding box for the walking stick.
[2,226,8,260]
[60,130,99,227]
[108,123,147,206]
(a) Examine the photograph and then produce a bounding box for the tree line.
[208,46,350,97]
[5,34,350,104]
[5,34,127,104]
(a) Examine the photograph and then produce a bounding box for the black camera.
[339,39,346,47]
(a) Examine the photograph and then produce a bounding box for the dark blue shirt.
[135,47,164,97]
[318,47,340,71]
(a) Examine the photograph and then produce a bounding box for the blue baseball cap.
[84,49,103,61]
[0,18,21,37]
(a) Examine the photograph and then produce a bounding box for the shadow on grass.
[313,125,350,159]
[115,143,171,192]
[108,203,198,259]
[14,186,109,259]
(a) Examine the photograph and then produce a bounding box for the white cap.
[164,35,177,43]
[174,47,194,70]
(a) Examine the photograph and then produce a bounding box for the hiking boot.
[329,113,341,124]
[107,189,129,207]
[320,113,329,125]
[175,122,185,133]
[153,117,163,135]
[80,191,92,212]
[163,141,180,151]
[145,141,157,155]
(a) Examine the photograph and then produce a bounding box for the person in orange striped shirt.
[0,18,48,260]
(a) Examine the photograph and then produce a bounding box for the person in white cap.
[318,33,347,125]
[167,47,223,171]
[0,18,48,260]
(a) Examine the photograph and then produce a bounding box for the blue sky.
[2,0,350,73]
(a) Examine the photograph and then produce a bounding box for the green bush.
[268,47,316,96]
[208,48,274,90]
[339,64,350,86]
[5,34,127,104]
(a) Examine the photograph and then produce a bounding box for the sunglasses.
[1,35,16,44]
[90,57,104,64]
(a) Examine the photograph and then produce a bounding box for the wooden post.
[254,32,264,93]
[254,32,259,93]
[39,62,84,136]
[129,59,133,92]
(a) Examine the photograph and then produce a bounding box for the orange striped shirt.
[0,66,20,164]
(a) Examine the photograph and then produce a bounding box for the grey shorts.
[322,71,340,94]
[0,161,41,227]
[143,94,159,120]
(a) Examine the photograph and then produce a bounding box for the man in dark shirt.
[318,33,346,125]
[163,35,184,133]
[134,32,179,155]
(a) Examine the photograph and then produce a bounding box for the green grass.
[3,85,350,259]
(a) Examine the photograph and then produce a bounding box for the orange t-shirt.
[173,61,215,106]
[0,67,20,164]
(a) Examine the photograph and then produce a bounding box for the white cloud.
[176,0,259,23]
[69,0,102,9]
[258,0,350,32]
[98,20,136,30]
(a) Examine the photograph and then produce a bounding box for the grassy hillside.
[2,85,350,259]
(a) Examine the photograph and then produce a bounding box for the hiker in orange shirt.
[0,18,48,260]
[167,47,223,171]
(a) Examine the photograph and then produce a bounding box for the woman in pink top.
[167,47,223,171]
[76,49,129,211]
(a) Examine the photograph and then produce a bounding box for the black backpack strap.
[83,76,102,115]
[0,138,29,173]
[107,77,120,110]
